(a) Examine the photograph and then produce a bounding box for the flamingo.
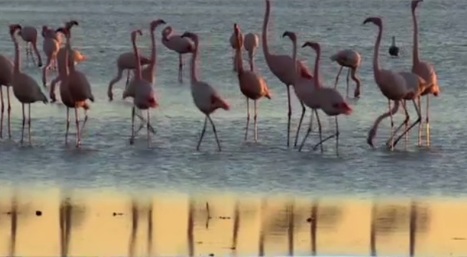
[411,0,440,147]
[244,32,260,71]
[41,26,61,88]
[9,24,48,145]
[229,29,244,72]
[233,23,272,142]
[181,31,230,151]
[129,29,158,147]
[389,36,399,57]
[123,19,166,138]
[330,49,362,98]
[0,54,13,139]
[161,26,195,83]
[298,41,353,154]
[262,0,313,148]
[363,17,426,150]
[18,25,42,67]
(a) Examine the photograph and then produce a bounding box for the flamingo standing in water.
[129,29,158,147]
[41,26,61,88]
[123,19,166,139]
[244,32,260,71]
[411,0,440,147]
[10,24,48,145]
[363,17,425,150]
[161,26,195,83]
[229,29,244,72]
[233,23,271,142]
[262,0,313,148]
[0,54,13,139]
[181,31,230,151]
[18,25,42,67]
[330,49,362,98]
[298,41,353,154]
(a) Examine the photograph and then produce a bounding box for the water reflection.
[0,189,465,256]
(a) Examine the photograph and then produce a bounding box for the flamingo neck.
[66,36,76,73]
[190,41,199,84]
[11,34,20,74]
[248,51,254,71]
[132,36,142,80]
[313,47,321,88]
[64,37,70,76]
[149,29,156,73]
[391,36,396,46]
[412,7,420,65]
[235,35,244,76]
[372,23,382,79]
[262,0,272,63]
[291,39,297,84]
[369,100,400,141]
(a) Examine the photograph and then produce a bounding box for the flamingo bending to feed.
[244,32,260,71]
[263,0,313,148]
[10,24,48,145]
[129,29,158,147]
[55,26,94,147]
[233,23,271,142]
[161,26,195,83]
[411,0,440,147]
[0,54,13,139]
[41,26,61,88]
[181,31,230,151]
[229,28,244,72]
[330,49,362,98]
[123,19,166,138]
[18,25,42,67]
[363,17,426,150]
[389,36,399,57]
[298,41,353,154]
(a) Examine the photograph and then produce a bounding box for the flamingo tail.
[211,95,230,111]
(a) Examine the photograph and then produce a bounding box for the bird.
[330,49,362,98]
[107,52,151,101]
[411,0,440,147]
[17,25,42,67]
[388,36,399,57]
[123,19,166,138]
[55,24,94,147]
[0,54,13,139]
[363,17,425,150]
[298,41,353,155]
[181,31,230,151]
[229,28,244,72]
[161,26,195,83]
[41,26,61,88]
[233,23,272,142]
[9,24,48,145]
[244,32,260,71]
[129,29,158,147]
[262,0,313,148]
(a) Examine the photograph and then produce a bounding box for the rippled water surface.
[0,0,465,196]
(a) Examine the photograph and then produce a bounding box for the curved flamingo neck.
[313,47,321,88]
[369,100,400,141]
[11,33,20,74]
[149,29,156,73]
[262,0,272,63]
[411,7,420,65]
[235,33,244,76]
[372,23,383,79]
[163,28,173,41]
[190,40,200,84]
[132,36,142,80]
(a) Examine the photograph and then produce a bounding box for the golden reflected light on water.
[0,188,466,256]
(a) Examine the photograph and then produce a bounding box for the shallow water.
[0,0,465,196]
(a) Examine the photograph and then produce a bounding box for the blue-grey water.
[0,0,465,197]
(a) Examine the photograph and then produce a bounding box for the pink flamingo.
[298,41,353,154]
[129,29,158,147]
[161,26,195,83]
[41,26,60,88]
[55,26,92,146]
[181,31,230,151]
[330,49,362,98]
[18,25,42,67]
[123,19,166,139]
[10,24,48,145]
[244,32,260,71]
[363,17,426,150]
[233,23,272,142]
[229,29,244,72]
[411,0,440,147]
[0,54,13,139]
[262,0,313,148]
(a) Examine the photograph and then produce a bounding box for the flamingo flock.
[0,0,439,154]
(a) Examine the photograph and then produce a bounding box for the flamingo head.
[150,19,166,31]
[55,27,70,38]
[131,29,143,42]
[161,26,172,40]
[181,31,198,45]
[65,20,79,30]
[233,23,241,39]
[282,31,297,42]
[9,24,21,35]
[302,41,321,53]
[411,0,423,11]
[362,17,382,27]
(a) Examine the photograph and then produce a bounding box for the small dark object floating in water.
[389,36,399,57]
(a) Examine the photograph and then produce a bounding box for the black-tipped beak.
[301,42,309,48]
[282,32,288,38]
[161,20,166,24]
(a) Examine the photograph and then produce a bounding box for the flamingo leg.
[298,110,315,152]
[146,110,152,148]
[208,115,222,152]
[385,100,410,148]
[178,54,183,83]
[286,84,292,148]
[42,56,54,88]
[28,104,32,145]
[80,109,89,139]
[135,110,155,135]
[293,101,306,148]
[388,100,395,151]
[49,76,61,102]
[346,69,350,98]
[125,69,130,87]
[392,99,422,148]
[425,95,430,146]
[25,42,30,66]
[254,99,258,142]
[65,107,70,145]
[20,104,25,145]
[7,87,11,139]
[313,116,340,154]
[244,98,250,141]
[334,66,343,89]
[74,107,81,147]
[0,87,3,138]
[130,106,136,145]
[196,116,208,151]
[31,40,42,67]
[417,96,422,146]
[108,68,124,101]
